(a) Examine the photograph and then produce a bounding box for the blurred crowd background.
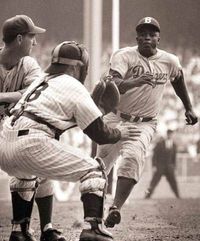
[0,0,200,199]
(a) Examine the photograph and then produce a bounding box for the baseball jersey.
[110,46,182,117]
[0,53,42,118]
[12,74,102,131]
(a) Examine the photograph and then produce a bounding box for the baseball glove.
[91,75,120,115]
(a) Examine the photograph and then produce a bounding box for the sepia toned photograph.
[0,1,200,240]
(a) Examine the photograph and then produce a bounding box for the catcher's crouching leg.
[79,158,113,241]
[9,177,39,241]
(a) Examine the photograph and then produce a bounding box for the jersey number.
[28,82,49,102]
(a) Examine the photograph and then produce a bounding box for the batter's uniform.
[0,73,107,199]
[0,55,54,201]
[97,46,182,182]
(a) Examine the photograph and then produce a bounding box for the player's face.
[136,27,160,56]
[20,33,37,55]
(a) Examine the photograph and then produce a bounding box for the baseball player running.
[0,41,140,241]
[96,17,198,228]
[0,15,66,241]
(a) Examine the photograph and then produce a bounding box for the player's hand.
[133,73,156,87]
[185,109,198,125]
[116,122,141,140]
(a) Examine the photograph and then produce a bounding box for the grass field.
[1,197,200,241]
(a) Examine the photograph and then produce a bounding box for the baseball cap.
[136,17,160,32]
[45,41,87,74]
[2,15,46,42]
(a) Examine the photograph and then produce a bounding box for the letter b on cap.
[144,17,152,23]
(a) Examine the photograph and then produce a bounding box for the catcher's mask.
[45,41,89,84]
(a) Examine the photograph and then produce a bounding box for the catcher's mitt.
[91,75,120,114]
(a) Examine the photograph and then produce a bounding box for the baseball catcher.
[91,75,120,115]
[0,41,141,241]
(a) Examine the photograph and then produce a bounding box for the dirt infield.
[1,198,200,241]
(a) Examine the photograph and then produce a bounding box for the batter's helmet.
[136,17,160,32]
[45,41,89,83]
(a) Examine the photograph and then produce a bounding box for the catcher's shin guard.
[80,158,113,241]
[11,192,35,226]
[10,179,38,240]
[80,194,113,241]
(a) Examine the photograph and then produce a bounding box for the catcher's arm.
[83,116,141,145]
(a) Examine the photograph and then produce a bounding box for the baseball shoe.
[79,228,113,241]
[40,229,66,241]
[9,231,37,241]
[104,206,121,228]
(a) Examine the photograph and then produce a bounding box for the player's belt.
[112,110,155,122]
[21,111,64,139]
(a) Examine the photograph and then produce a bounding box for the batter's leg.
[104,176,136,228]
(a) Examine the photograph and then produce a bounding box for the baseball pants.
[0,117,103,200]
[97,112,157,182]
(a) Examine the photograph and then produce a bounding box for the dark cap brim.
[136,23,160,32]
[29,25,46,34]
[45,63,67,75]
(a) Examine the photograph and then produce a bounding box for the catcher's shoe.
[9,231,37,241]
[104,206,121,228]
[40,229,66,241]
[79,227,113,241]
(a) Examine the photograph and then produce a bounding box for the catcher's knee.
[10,176,39,201]
[79,157,107,197]
[35,179,54,198]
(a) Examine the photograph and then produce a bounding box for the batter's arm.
[171,70,198,125]
[109,69,155,94]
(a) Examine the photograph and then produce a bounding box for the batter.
[97,16,198,228]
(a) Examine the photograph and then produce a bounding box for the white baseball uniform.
[0,54,54,200]
[0,73,105,199]
[97,46,182,181]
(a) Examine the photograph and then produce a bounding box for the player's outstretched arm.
[171,70,198,125]
[109,69,155,94]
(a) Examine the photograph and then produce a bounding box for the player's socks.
[35,195,53,232]
[112,176,136,209]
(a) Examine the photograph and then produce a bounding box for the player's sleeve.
[73,89,121,144]
[169,54,182,82]
[110,49,130,79]
[19,56,43,93]
[74,89,103,130]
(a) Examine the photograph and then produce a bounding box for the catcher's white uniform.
[97,46,182,181]
[0,74,105,199]
[0,55,54,200]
